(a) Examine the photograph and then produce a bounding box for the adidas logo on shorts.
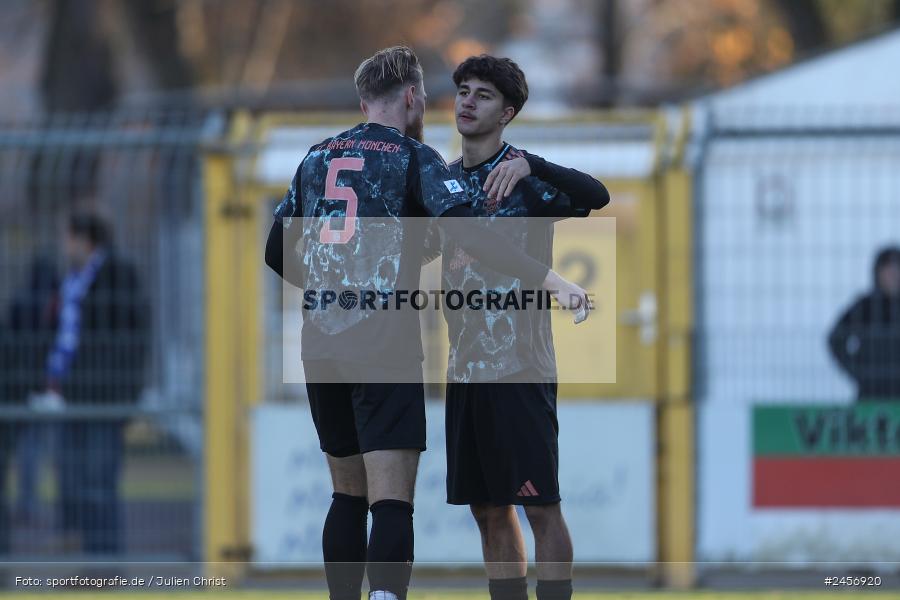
[516,480,540,497]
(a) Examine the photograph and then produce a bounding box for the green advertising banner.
[754,403,900,457]
[753,402,900,507]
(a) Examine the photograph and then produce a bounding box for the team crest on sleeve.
[444,179,464,194]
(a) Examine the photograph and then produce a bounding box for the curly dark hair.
[452,55,529,118]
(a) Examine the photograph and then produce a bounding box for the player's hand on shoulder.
[484,156,531,201]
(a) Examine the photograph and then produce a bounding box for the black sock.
[489,576,528,600]
[366,499,414,599]
[323,492,369,600]
[536,579,572,600]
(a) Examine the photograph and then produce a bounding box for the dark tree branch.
[41,0,118,112]
[770,0,830,54]
[121,0,194,91]
[597,0,620,107]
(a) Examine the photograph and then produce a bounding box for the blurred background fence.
[1,41,900,594]
[1,103,899,588]
[0,110,209,560]
[1,0,900,592]
[2,103,899,582]
[693,105,900,567]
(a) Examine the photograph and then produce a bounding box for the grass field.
[1,592,900,599]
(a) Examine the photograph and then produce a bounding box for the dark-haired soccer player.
[437,55,610,600]
[264,46,589,600]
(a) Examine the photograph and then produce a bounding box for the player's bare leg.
[363,449,419,503]
[363,449,420,600]
[470,504,527,580]
[524,503,573,600]
[327,453,367,496]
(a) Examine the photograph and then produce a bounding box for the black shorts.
[446,372,560,506]
[304,360,425,458]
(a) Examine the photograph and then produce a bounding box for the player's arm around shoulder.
[523,151,610,211]
[483,149,610,211]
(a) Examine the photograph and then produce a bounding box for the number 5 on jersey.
[320,157,364,244]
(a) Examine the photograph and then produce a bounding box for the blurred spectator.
[1,256,59,554]
[12,257,60,525]
[50,213,149,554]
[828,246,900,401]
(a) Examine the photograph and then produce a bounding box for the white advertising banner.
[252,401,655,567]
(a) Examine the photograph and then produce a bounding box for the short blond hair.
[354,46,423,101]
